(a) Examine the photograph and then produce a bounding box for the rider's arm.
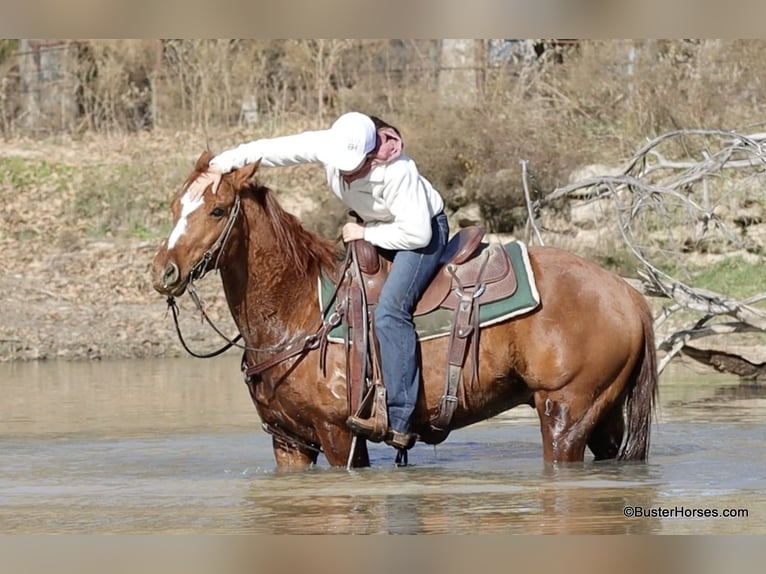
[210,130,327,172]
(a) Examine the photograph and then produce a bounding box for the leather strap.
[346,281,368,411]
[430,250,491,431]
[431,293,474,430]
[244,315,340,379]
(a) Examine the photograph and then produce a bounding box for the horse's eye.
[210,207,226,218]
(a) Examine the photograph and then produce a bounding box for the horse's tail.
[618,295,659,461]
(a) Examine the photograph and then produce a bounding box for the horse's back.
[527,244,647,313]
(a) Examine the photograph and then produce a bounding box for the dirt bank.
[0,236,239,362]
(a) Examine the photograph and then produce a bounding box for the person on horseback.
[186,111,448,450]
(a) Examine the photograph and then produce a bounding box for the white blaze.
[167,189,205,248]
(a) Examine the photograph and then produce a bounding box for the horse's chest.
[252,375,345,424]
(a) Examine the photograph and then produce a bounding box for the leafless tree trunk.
[17,39,78,133]
[438,39,484,106]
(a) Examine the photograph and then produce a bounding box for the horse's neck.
[221,226,319,350]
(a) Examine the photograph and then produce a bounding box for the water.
[0,357,764,534]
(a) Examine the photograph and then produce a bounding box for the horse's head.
[152,151,260,297]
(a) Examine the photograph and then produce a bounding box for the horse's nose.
[161,262,180,289]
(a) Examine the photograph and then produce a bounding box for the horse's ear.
[230,160,261,191]
[195,150,215,172]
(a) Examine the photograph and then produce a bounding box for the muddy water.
[0,357,764,534]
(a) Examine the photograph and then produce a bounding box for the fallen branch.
[681,345,766,380]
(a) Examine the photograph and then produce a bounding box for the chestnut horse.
[151,152,658,469]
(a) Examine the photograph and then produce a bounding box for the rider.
[186,111,448,450]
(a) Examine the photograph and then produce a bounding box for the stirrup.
[346,414,385,443]
[346,382,389,442]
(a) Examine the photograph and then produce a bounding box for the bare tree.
[523,128,766,379]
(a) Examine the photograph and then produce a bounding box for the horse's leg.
[534,391,588,463]
[534,380,625,463]
[272,437,319,469]
[587,403,625,461]
[314,423,371,468]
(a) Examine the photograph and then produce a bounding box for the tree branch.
[525,127,766,377]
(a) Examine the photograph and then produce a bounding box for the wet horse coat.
[152,153,658,469]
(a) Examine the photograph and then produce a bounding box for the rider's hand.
[342,222,366,243]
[186,165,223,198]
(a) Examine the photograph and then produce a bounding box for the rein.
[166,294,241,359]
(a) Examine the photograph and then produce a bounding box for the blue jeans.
[373,212,449,433]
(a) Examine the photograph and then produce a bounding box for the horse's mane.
[246,183,340,280]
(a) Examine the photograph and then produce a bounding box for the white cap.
[319,112,376,172]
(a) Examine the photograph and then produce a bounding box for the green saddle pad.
[318,240,540,343]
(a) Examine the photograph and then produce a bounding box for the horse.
[151,151,658,469]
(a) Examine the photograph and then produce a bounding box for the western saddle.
[339,225,519,444]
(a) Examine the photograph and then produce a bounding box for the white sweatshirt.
[210,131,445,250]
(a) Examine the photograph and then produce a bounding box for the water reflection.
[0,356,255,438]
[238,464,664,534]
[0,358,764,534]
[660,378,766,425]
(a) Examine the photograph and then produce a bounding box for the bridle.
[188,193,242,283]
[165,193,244,358]
[164,191,350,371]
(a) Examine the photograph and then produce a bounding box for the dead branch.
[520,159,544,246]
[527,127,766,378]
